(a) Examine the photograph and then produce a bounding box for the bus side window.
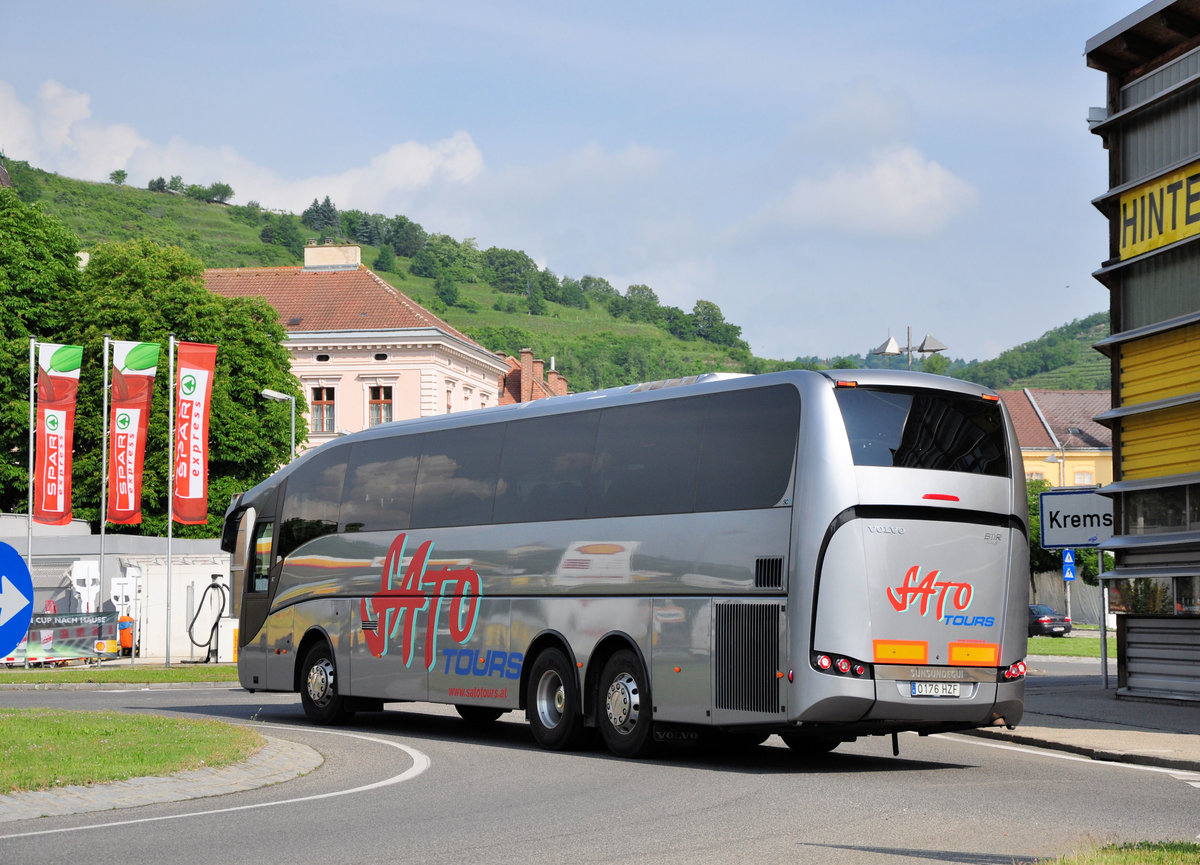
[252,522,274,593]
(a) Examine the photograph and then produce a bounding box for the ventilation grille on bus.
[715,602,782,713]
[755,556,784,589]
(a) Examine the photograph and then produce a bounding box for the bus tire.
[526,647,584,750]
[456,705,505,723]
[780,733,839,754]
[597,649,655,758]
[300,643,354,725]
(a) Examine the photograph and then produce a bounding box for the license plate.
[911,681,961,697]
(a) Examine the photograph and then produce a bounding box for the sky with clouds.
[1,1,1137,361]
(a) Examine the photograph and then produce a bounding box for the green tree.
[435,271,458,306]
[206,182,234,204]
[61,239,300,537]
[386,215,427,257]
[0,188,83,510]
[373,244,395,273]
[147,177,167,192]
[108,169,127,185]
[692,299,744,347]
[167,175,184,193]
[922,353,950,376]
[483,247,538,295]
[624,284,661,323]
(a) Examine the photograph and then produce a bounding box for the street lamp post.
[261,388,295,462]
[870,326,948,370]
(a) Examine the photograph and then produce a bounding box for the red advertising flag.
[33,343,83,525]
[172,342,217,525]
[107,341,160,525]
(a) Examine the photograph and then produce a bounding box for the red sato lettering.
[360,533,482,668]
[886,565,973,621]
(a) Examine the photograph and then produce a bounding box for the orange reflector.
[948,641,1000,667]
[982,393,1000,402]
[872,640,928,664]
[776,671,784,679]
[673,666,681,673]
[835,380,857,388]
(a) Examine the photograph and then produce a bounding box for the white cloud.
[757,146,978,239]
[0,82,37,158]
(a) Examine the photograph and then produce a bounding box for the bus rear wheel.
[526,647,584,750]
[300,643,355,725]
[597,649,655,758]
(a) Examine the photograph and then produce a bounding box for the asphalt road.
[1,678,1197,865]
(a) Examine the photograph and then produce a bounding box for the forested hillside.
[4,158,1109,391]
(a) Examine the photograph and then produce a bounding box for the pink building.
[205,244,512,448]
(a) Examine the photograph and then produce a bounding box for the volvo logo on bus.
[867,525,905,535]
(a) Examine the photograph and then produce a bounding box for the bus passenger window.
[252,522,274,593]
[494,412,597,523]
[412,425,504,528]
[340,434,422,532]
[278,447,348,559]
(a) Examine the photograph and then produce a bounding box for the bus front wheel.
[597,649,655,758]
[526,647,585,750]
[300,643,354,725]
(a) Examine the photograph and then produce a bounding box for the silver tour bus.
[221,369,1028,758]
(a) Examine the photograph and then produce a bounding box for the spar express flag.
[172,342,217,525]
[107,341,160,525]
[33,343,84,525]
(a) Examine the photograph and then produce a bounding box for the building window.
[311,387,335,433]
[1074,470,1094,485]
[1026,471,1045,481]
[369,386,393,426]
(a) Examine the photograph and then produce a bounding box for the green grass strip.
[1032,841,1200,864]
[0,709,263,793]
[0,664,238,685]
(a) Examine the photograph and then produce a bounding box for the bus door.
[231,509,276,691]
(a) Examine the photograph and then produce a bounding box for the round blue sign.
[0,541,34,658]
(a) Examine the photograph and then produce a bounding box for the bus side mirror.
[228,506,257,620]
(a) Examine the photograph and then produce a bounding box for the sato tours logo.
[886,565,992,627]
[360,533,483,669]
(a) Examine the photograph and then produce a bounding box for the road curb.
[962,727,1200,773]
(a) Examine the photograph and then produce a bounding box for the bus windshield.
[834,386,1008,476]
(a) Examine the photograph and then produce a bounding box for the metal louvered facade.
[1088,1,1200,701]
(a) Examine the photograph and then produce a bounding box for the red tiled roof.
[203,265,479,347]
[999,389,1112,450]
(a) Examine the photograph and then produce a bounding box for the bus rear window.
[834,387,1008,476]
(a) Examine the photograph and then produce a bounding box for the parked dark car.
[1028,604,1072,637]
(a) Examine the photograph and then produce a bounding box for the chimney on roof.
[303,244,361,272]
[520,348,534,403]
[548,369,567,396]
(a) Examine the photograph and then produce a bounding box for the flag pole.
[166,333,175,667]
[26,337,35,578]
[99,335,113,660]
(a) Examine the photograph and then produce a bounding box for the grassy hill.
[5,158,1110,390]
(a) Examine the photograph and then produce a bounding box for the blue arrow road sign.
[0,542,34,658]
[1062,548,1076,582]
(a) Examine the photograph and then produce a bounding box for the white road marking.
[0,724,429,841]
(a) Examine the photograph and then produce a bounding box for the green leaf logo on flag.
[49,345,83,373]
[122,343,160,372]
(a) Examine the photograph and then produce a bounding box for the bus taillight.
[1001,660,1027,681]
[813,652,871,678]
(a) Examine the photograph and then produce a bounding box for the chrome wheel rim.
[307,658,335,708]
[605,671,640,735]
[535,669,566,730]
